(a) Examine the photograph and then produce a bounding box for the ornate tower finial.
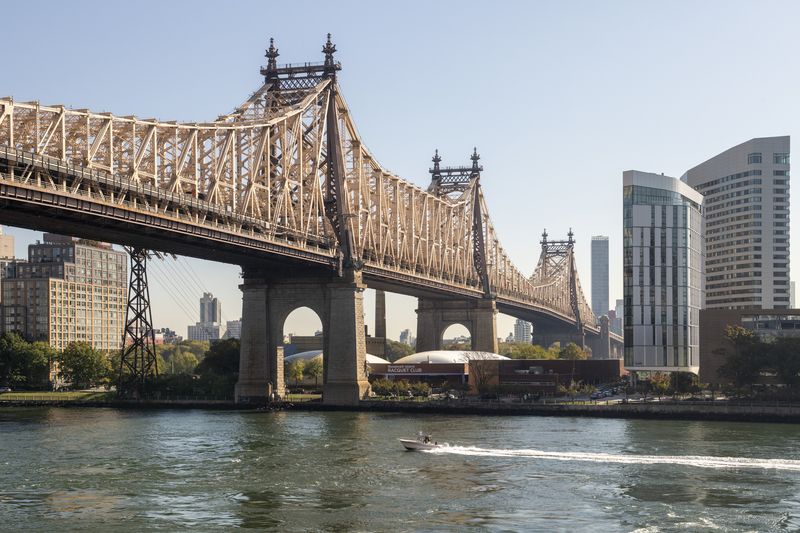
[323,33,337,76]
[432,149,442,173]
[471,147,480,167]
[568,228,574,243]
[541,229,548,245]
[264,37,280,81]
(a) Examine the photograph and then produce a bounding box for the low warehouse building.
[369,350,509,387]
[469,359,627,394]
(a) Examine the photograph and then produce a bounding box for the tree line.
[0,333,241,397]
[716,326,800,389]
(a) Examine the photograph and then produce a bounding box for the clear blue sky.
[2,0,798,340]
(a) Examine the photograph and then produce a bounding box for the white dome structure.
[284,350,390,365]
[393,350,509,364]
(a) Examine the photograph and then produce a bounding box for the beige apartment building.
[1,234,127,351]
[683,136,790,309]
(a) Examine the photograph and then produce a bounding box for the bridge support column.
[235,277,276,403]
[416,298,498,353]
[533,325,585,352]
[585,316,611,359]
[322,270,371,405]
[234,269,370,406]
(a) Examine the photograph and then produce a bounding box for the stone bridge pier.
[532,323,586,352]
[585,316,611,359]
[235,268,371,406]
[415,298,498,353]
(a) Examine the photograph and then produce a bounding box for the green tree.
[716,326,764,387]
[304,356,323,386]
[168,350,199,375]
[558,342,588,360]
[385,340,414,362]
[0,333,52,388]
[559,380,581,401]
[196,338,240,376]
[370,378,393,397]
[769,337,800,387]
[287,359,306,386]
[670,371,700,397]
[442,341,470,351]
[499,342,556,360]
[650,372,670,399]
[58,342,112,389]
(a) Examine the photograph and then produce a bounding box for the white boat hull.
[399,438,441,451]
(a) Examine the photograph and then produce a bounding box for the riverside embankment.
[5,395,800,423]
[292,399,800,423]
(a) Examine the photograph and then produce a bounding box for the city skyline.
[1,1,797,341]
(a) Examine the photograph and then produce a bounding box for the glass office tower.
[623,171,704,373]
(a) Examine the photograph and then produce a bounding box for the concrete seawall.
[291,400,800,424]
[5,398,800,423]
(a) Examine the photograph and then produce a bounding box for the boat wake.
[425,445,800,471]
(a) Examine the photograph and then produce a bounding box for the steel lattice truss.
[0,36,596,330]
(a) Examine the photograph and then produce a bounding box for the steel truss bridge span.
[0,36,598,334]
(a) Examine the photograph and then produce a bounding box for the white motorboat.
[399,432,442,451]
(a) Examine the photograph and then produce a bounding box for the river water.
[2,408,800,532]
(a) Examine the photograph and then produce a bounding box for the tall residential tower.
[591,236,609,318]
[623,171,704,373]
[683,136,790,309]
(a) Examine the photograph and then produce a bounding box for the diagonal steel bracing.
[0,35,598,334]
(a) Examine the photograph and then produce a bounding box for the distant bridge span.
[0,36,620,403]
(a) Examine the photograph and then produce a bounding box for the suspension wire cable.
[174,256,232,325]
[152,259,224,339]
[148,261,200,325]
[161,258,206,312]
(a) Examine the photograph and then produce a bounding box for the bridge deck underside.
[0,150,597,335]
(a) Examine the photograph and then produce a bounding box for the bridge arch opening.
[282,306,324,391]
[441,323,471,350]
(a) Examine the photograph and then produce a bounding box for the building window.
[774,153,790,165]
[748,153,762,164]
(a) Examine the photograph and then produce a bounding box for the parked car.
[0,387,11,393]
[590,391,603,400]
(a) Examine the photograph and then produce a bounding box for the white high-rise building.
[591,236,609,318]
[623,171,704,373]
[189,292,225,341]
[683,137,790,309]
[513,319,532,344]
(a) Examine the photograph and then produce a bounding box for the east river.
[3,408,800,531]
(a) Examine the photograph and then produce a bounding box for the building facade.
[683,136,790,309]
[188,292,225,341]
[513,318,532,344]
[623,171,704,374]
[591,236,609,318]
[1,234,127,351]
[224,319,242,339]
[699,308,800,385]
[611,298,624,334]
[199,292,222,323]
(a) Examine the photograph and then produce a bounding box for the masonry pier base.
[235,268,370,406]
[415,298,498,353]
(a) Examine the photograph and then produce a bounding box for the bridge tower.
[416,149,498,354]
[236,35,369,406]
[118,247,159,396]
[531,230,587,350]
